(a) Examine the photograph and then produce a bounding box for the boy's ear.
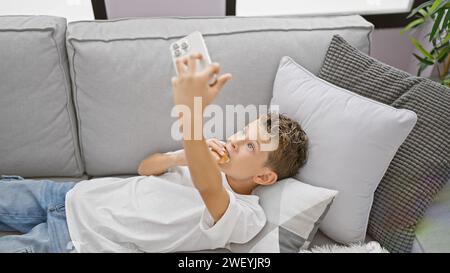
[253,169,277,186]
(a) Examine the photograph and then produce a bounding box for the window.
[235,0,414,16]
[0,0,94,22]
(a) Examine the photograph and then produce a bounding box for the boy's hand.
[168,139,227,165]
[171,53,232,111]
[206,138,227,161]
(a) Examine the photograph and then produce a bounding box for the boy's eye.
[247,143,255,151]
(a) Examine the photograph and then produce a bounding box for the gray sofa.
[0,14,448,252]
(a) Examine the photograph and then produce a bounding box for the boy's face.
[219,118,276,181]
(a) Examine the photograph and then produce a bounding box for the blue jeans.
[0,175,76,253]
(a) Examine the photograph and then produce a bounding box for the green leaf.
[443,8,450,27]
[429,0,449,17]
[418,62,429,76]
[410,37,435,60]
[435,42,448,50]
[402,18,425,34]
[414,53,435,65]
[429,47,440,57]
[428,0,443,15]
[430,9,446,41]
[407,0,434,18]
[442,32,450,43]
[437,46,450,62]
[419,8,429,17]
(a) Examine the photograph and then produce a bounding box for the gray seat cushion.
[0,15,84,178]
[66,15,373,176]
[27,176,89,183]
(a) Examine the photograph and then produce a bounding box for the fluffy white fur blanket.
[299,241,389,253]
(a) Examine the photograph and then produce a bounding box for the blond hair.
[262,113,308,180]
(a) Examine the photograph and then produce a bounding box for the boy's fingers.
[192,52,203,60]
[208,142,225,155]
[212,139,226,151]
[187,55,196,74]
[211,74,232,93]
[187,53,203,74]
[202,63,220,79]
[210,150,221,161]
[176,57,188,75]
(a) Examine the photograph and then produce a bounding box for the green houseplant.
[402,0,450,85]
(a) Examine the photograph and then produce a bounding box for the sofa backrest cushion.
[0,16,84,177]
[66,15,373,176]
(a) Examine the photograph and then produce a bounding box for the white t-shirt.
[65,166,266,253]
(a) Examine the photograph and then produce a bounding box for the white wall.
[370,28,415,74]
[370,24,434,77]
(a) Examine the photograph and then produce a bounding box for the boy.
[0,54,308,253]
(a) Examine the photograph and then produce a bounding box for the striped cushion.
[318,35,450,252]
[229,178,337,253]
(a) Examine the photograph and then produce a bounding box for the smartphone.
[170,31,217,85]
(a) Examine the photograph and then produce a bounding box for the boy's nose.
[228,138,242,152]
[227,131,246,150]
[231,142,238,151]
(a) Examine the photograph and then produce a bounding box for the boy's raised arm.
[172,53,232,223]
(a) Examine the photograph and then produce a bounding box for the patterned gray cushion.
[229,178,337,253]
[318,35,450,253]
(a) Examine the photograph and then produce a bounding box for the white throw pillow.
[270,56,417,243]
[229,178,338,253]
